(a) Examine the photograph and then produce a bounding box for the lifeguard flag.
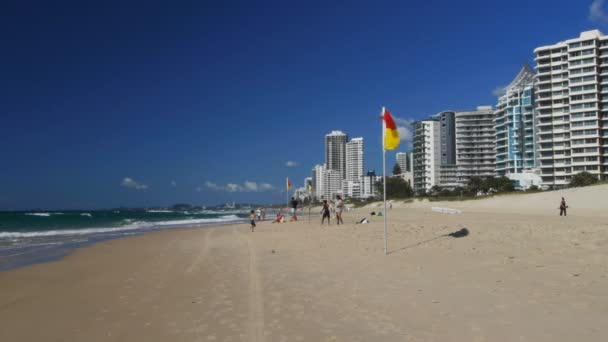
[287,177,292,191]
[382,107,400,150]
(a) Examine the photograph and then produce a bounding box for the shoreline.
[0,219,252,272]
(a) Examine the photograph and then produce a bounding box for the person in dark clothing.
[249,210,256,232]
[559,197,568,216]
[290,197,298,221]
[321,200,331,225]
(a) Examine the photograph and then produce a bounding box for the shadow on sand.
[388,228,469,255]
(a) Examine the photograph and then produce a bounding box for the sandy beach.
[2,186,608,341]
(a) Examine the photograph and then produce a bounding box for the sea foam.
[0,215,245,239]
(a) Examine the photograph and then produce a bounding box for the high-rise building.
[433,111,459,188]
[534,30,608,187]
[412,119,440,193]
[312,164,326,200]
[325,131,348,180]
[342,181,362,199]
[346,137,364,182]
[396,152,409,173]
[455,106,496,183]
[435,111,456,165]
[362,170,377,198]
[322,169,342,200]
[413,107,495,191]
[495,65,537,176]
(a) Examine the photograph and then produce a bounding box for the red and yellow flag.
[286,177,292,191]
[382,107,400,150]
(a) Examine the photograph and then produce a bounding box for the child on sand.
[321,200,331,225]
[249,210,256,232]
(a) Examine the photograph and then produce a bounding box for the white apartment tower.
[412,120,440,193]
[346,137,364,182]
[534,30,608,187]
[323,169,342,200]
[455,106,496,183]
[325,131,349,180]
[312,164,326,200]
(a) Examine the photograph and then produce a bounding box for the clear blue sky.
[0,0,605,209]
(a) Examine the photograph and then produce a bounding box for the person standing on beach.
[290,197,298,221]
[335,195,344,225]
[249,210,256,232]
[261,208,265,221]
[560,197,568,216]
[255,208,261,221]
[321,200,331,225]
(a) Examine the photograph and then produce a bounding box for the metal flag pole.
[308,205,311,224]
[382,106,388,256]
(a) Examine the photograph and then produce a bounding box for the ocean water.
[0,209,251,271]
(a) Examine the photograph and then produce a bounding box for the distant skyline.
[1,0,606,209]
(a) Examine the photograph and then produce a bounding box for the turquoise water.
[0,209,251,271]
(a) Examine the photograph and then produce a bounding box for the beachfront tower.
[311,164,326,200]
[435,111,459,188]
[495,65,536,176]
[325,131,349,180]
[362,170,377,198]
[455,106,496,183]
[412,119,440,193]
[534,30,608,187]
[344,137,364,198]
[346,138,364,182]
[396,152,410,173]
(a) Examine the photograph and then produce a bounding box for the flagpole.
[382,106,388,255]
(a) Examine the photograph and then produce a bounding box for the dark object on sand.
[445,228,469,238]
[370,211,376,216]
[271,249,276,253]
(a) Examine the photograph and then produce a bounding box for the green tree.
[392,163,402,175]
[569,171,598,187]
[429,185,441,195]
[464,176,485,195]
[464,176,515,195]
[374,177,414,199]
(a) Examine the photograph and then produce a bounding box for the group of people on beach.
[250,195,570,231]
[249,198,300,231]
[249,195,348,231]
[320,195,345,226]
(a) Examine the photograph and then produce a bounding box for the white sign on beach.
[431,207,462,215]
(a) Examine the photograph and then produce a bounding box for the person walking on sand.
[321,200,331,225]
[560,197,568,216]
[335,195,344,225]
[249,210,256,232]
[290,197,298,221]
[261,208,265,221]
